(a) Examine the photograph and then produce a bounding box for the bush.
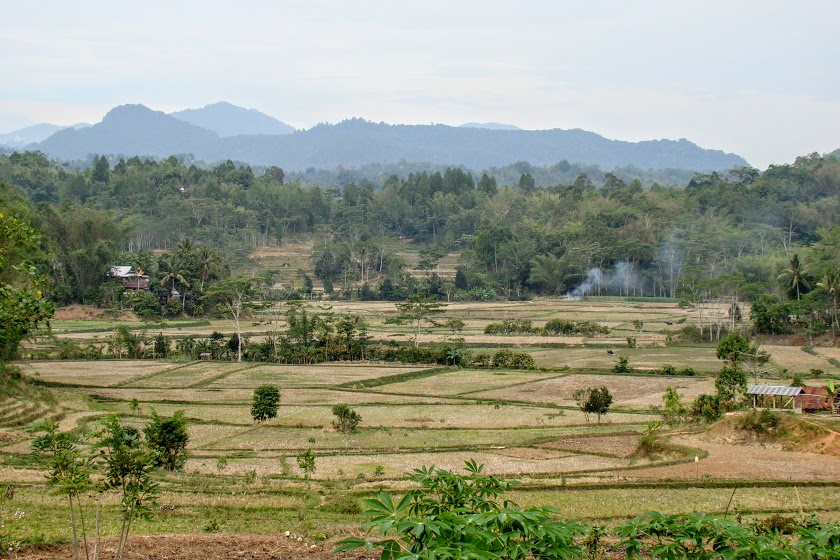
[484,319,537,335]
[738,409,780,434]
[543,319,609,336]
[614,356,632,373]
[691,394,722,422]
[144,410,189,471]
[491,349,534,369]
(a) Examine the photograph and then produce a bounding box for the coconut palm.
[817,269,840,336]
[196,247,222,290]
[777,253,809,300]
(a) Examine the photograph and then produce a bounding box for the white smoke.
[567,261,641,299]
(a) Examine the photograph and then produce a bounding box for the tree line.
[1,150,839,338]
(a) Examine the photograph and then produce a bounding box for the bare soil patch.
[628,434,840,481]
[18,532,367,560]
[53,304,138,321]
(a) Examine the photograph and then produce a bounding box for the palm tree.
[778,253,809,300]
[817,269,840,337]
[196,247,221,290]
[160,261,190,305]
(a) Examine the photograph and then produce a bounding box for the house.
[109,266,150,290]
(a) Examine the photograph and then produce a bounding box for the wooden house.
[109,266,150,290]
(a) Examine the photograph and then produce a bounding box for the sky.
[2,0,839,169]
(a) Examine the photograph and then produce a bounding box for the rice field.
[4,298,840,546]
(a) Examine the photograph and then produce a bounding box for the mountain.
[30,109,749,171]
[460,122,522,131]
[35,104,220,160]
[170,101,294,137]
[0,122,89,148]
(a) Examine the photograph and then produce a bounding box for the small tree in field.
[296,448,316,480]
[574,387,613,424]
[251,385,280,423]
[144,409,189,471]
[390,296,446,347]
[332,404,361,436]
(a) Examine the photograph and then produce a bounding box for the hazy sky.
[2,0,839,168]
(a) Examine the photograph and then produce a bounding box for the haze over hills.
[0,122,89,148]
[170,101,295,137]
[460,122,522,131]
[29,103,749,171]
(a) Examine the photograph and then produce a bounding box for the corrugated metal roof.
[747,385,803,396]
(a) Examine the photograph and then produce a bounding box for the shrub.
[738,409,780,434]
[543,319,610,336]
[491,349,534,369]
[484,319,537,335]
[614,356,632,373]
[336,460,588,559]
[144,409,189,471]
[691,394,722,422]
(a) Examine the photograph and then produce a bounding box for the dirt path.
[627,435,840,481]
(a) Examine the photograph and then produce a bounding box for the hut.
[746,385,803,412]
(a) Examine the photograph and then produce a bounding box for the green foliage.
[335,460,588,560]
[391,296,446,347]
[715,365,748,410]
[0,198,54,369]
[738,409,781,434]
[661,386,688,426]
[614,355,633,373]
[542,319,609,336]
[573,386,613,423]
[331,404,361,435]
[251,385,280,423]
[95,415,159,560]
[296,448,316,480]
[716,332,750,366]
[144,409,189,471]
[691,393,723,422]
[491,349,535,369]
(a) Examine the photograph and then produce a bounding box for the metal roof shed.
[746,385,803,411]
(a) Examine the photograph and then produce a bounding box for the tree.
[95,415,159,560]
[0,196,54,370]
[204,277,262,362]
[715,365,747,410]
[716,332,750,367]
[296,448,316,479]
[391,296,446,347]
[332,404,361,436]
[574,386,613,423]
[817,269,839,336]
[778,253,809,300]
[143,409,189,471]
[661,386,687,426]
[251,385,280,422]
[29,420,93,560]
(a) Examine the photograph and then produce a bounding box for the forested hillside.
[1,149,839,337]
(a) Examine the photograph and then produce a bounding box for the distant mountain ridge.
[29,104,749,171]
[0,122,89,148]
[170,101,295,136]
[460,122,522,131]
